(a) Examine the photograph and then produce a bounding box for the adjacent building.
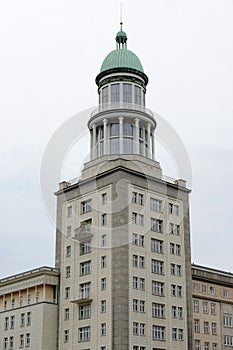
[0,267,59,350]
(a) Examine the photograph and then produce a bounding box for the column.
[119,117,124,154]
[147,123,151,159]
[90,129,93,160]
[103,119,108,156]
[92,124,96,160]
[134,118,140,154]
[152,130,155,160]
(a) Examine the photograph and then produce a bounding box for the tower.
[55,25,192,350]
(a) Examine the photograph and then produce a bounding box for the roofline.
[0,266,59,285]
[96,67,149,86]
[192,263,233,278]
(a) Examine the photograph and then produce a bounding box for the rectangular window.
[194,300,199,313]
[4,317,9,330]
[225,335,233,345]
[80,261,91,275]
[66,225,72,237]
[150,197,162,212]
[140,323,145,336]
[139,256,145,268]
[102,192,107,205]
[66,245,71,257]
[211,303,216,315]
[80,282,91,298]
[101,300,106,313]
[177,285,182,297]
[177,264,182,276]
[81,199,92,214]
[223,289,229,298]
[202,284,207,293]
[101,278,106,291]
[195,340,200,350]
[212,322,217,334]
[178,307,183,319]
[80,240,91,255]
[65,287,70,299]
[172,305,177,318]
[19,296,23,307]
[151,259,164,275]
[132,191,137,203]
[133,322,139,335]
[152,281,164,296]
[151,238,163,253]
[151,218,162,232]
[123,83,132,103]
[9,336,14,349]
[11,298,15,309]
[101,234,107,247]
[152,303,165,318]
[205,342,210,350]
[102,86,108,104]
[140,300,145,313]
[133,299,138,312]
[67,205,72,218]
[178,329,183,341]
[224,316,233,327]
[26,312,31,326]
[27,295,31,305]
[4,338,8,350]
[134,85,142,105]
[138,193,144,205]
[79,304,91,319]
[101,256,107,268]
[195,319,200,333]
[101,323,106,336]
[172,328,177,340]
[111,83,120,103]
[139,278,145,291]
[204,321,209,334]
[64,330,69,343]
[19,334,24,348]
[101,213,107,226]
[79,326,91,342]
[132,212,137,224]
[139,214,144,226]
[203,301,208,313]
[210,286,216,295]
[64,308,69,320]
[194,283,199,292]
[20,313,25,327]
[152,325,165,340]
[168,203,179,215]
[66,265,71,278]
[25,333,30,347]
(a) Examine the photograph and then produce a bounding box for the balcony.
[89,103,154,119]
[75,224,92,241]
[71,292,93,305]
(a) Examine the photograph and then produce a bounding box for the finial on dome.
[116,2,127,49]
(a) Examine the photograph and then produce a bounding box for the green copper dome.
[100,48,144,74]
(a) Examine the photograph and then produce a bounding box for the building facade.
[55,26,193,350]
[0,267,59,350]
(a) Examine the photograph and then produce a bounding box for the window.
[101,347,107,350]
[65,287,70,299]
[133,322,139,335]
[102,193,107,205]
[101,213,107,226]
[171,263,175,275]
[172,306,177,318]
[205,342,210,350]
[176,244,181,256]
[139,214,144,226]
[170,243,175,254]
[151,238,163,253]
[133,299,138,312]
[223,289,229,298]
[66,225,71,237]
[81,199,92,214]
[102,86,108,104]
[139,278,145,291]
[26,312,31,326]
[80,282,91,298]
[172,328,177,340]
[80,261,91,275]
[177,265,182,276]
[133,255,138,267]
[211,303,216,315]
[194,283,199,292]
[79,304,91,319]
[171,284,176,297]
[9,336,14,350]
[101,323,106,336]
[79,326,90,342]
[123,83,132,103]
[80,240,91,255]
[178,329,183,341]
[67,205,72,217]
[194,319,200,333]
[140,323,145,336]
[111,83,120,103]
[150,197,162,212]
[140,300,145,313]
[152,325,165,340]
[178,307,183,319]
[132,233,144,247]
[151,218,162,232]
[4,338,8,350]
[132,212,137,224]
[19,296,23,306]
[152,281,164,296]
[195,340,200,350]
[203,302,208,313]
[138,193,144,205]
[101,256,107,268]
[132,192,137,203]
[20,313,25,327]
[101,278,106,291]
[194,300,199,313]
[101,234,107,247]
[110,123,120,137]
[66,245,71,257]
[11,298,15,309]
[168,203,179,215]
[3,300,7,311]
[152,303,165,318]
[19,334,24,348]
[64,330,69,343]
[202,284,207,293]
[66,266,71,278]
[101,300,106,313]
[212,344,217,350]
[139,256,145,268]
[210,286,216,295]
[177,285,182,297]
[25,333,30,347]
[64,308,69,320]
[204,321,209,334]
[135,85,142,105]
[225,335,233,346]
[224,316,233,327]
[212,322,217,334]
[151,259,164,275]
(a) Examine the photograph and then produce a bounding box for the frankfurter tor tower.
[55,24,192,350]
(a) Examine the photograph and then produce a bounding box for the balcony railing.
[75,224,92,241]
[71,292,93,304]
[90,103,154,118]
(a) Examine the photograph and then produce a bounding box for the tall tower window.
[123,83,132,103]
[134,86,141,105]
[110,123,119,136]
[111,83,120,103]
[102,86,108,104]
[123,123,133,136]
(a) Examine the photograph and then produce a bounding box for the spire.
[116,2,127,49]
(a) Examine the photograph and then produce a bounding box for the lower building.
[192,264,233,350]
[0,267,59,350]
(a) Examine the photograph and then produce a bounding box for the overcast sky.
[0,0,232,278]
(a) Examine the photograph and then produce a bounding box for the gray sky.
[0,0,232,278]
